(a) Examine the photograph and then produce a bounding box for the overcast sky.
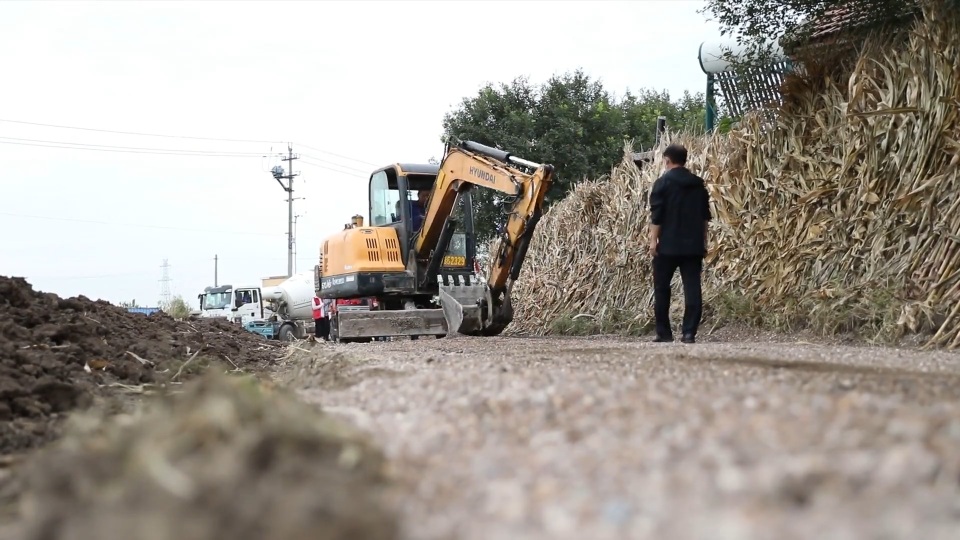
[1,0,721,307]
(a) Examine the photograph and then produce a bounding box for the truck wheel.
[278,324,296,342]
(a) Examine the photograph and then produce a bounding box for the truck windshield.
[201,292,231,310]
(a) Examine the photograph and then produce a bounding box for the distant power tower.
[159,259,172,305]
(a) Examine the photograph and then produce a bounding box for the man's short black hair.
[662,144,687,166]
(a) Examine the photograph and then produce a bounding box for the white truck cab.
[197,273,317,340]
[198,284,267,325]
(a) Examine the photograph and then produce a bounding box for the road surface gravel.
[284,333,960,540]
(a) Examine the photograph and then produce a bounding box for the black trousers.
[652,254,703,338]
[314,317,330,340]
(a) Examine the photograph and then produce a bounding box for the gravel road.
[286,334,960,540]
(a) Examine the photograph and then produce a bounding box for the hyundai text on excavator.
[315,141,554,342]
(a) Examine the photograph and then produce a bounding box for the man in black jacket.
[648,144,712,344]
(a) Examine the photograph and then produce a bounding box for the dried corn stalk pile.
[511,4,960,347]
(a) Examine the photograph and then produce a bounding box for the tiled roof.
[796,1,917,44]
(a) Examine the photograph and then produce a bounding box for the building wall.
[261,276,288,288]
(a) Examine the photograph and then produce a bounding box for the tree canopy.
[441,70,706,243]
[701,0,925,63]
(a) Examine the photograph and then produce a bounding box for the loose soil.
[16,370,400,540]
[0,276,283,454]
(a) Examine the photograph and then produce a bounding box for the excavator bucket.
[438,284,486,336]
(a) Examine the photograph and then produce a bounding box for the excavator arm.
[417,141,554,336]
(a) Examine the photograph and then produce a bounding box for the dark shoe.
[681,333,695,344]
[652,334,673,343]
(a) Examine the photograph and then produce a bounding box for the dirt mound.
[0,276,283,454]
[16,370,399,540]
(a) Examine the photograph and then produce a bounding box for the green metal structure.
[698,40,793,132]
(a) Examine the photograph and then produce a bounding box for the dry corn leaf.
[508,3,960,349]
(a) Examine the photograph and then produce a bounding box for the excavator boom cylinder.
[459,140,510,163]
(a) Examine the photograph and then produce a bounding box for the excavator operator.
[410,190,429,232]
[393,190,431,231]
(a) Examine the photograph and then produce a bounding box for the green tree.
[621,89,707,146]
[441,69,706,243]
[118,299,140,308]
[716,116,739,134]
[160,295,192,319]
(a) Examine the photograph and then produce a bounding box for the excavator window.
[405,175,435,192]
[370,168,436,226]
[369,170,400,226]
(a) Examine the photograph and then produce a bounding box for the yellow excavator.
[315,141,554,342]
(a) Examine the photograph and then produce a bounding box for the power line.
[1,118,377,165]
[0,118,283,144]
[0,117,380,170]
[299,158,368,178]
[18,258,210,281]
[0,140,273,158]
[0,211,286,236]
[0,136,277,156]
[37,270,180,281]
[294,143,381,167]
[28,269,186,281]
[24,257,319,281]
[299,153,370,174]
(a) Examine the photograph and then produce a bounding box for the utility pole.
[214,254,218,287]
[293,211,306,273]
[271,144,299,277]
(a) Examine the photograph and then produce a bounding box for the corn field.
[509,3,960,348]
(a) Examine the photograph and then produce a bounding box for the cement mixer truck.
[197,272,317,341]
[255,271,317,341]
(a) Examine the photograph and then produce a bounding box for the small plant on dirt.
[160,295,192,319]
[550,314,601,336]
[801,285,905,344]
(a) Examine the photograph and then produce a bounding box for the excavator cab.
[318,141,554,342]
[368,163,477,291]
